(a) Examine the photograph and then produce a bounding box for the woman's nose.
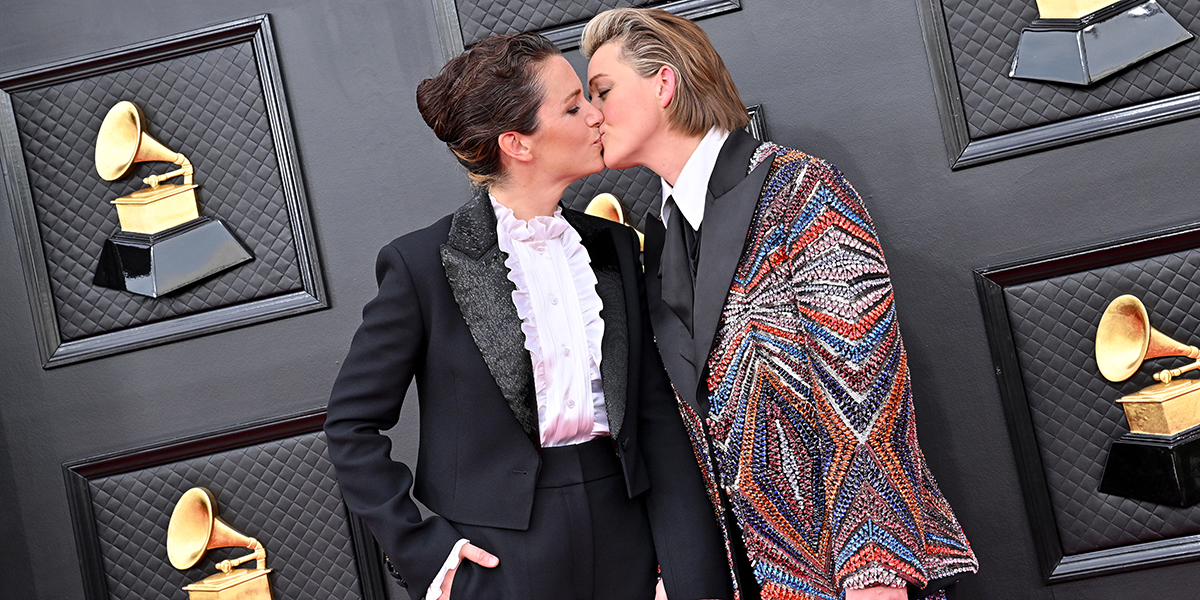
[585,102,603,127]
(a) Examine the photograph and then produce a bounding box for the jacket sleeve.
[324,243,463,598]
[788,158,976,590]
[625,226,734,600]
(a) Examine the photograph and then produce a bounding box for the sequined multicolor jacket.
[643,129,978,599]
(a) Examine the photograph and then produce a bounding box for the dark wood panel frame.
[0,14,326,368]
[746,103,769,142]
[915,0,1200,170]
[431,0,741,61]
[63,408,387,600]
[975,223,1200,582]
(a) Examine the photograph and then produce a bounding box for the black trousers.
[449,437,658,600]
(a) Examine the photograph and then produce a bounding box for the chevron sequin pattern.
[677,145,977,599]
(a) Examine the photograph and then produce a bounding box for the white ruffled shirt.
[492,196,611,446]
[425,197,611,599]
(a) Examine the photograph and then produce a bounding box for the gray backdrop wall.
[2,0,1198,598]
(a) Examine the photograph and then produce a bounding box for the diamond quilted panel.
[1003,250,1200,556]
[940,0,1200,138]
[563,165,662,230]
[88,432,364,600]
[9,41,304,342]
[457,0,634,46]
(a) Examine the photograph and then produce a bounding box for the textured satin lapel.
[692,133,776,388]
[440,193,538,441]
[562,210,628,437]
[644,215,702,412]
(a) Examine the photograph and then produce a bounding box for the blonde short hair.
[581,8,748,136]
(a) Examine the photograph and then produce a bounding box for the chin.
[601,152,636,171]
[567,157,605,181]
[582,158,605,177]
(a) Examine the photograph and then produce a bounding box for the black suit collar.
[562,210,629,437]
[441,192,629,441]
[708,128,766,200]
[644,217,699,408]
[645,129,775,413]
[691,139,775,392]
[441,192,538,441]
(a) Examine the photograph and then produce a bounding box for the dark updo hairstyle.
[417,33,561,188]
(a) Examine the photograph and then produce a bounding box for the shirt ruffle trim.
[491,200,605,385]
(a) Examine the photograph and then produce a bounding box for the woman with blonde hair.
[582,8,979,600]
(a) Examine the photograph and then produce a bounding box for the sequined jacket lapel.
[440,193,629,441]
[440,192,538,441]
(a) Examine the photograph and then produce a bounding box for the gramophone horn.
[167,487,259,570]
[586,192,624,222]
[95,100,187,182]
[586,193,644,251]
[1096,294,1200,382]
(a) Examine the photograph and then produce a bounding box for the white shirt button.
[550,295,559,305]
[563,347,571,356]
[567,400,576,409]
[536,245,545,254]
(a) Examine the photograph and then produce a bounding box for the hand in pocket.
[438,543,499,600]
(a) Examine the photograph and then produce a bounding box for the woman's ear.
[655,64,677,109]
[497,131,534,163]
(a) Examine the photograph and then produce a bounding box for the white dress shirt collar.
[660,126,730,229]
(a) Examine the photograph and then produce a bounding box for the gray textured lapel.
[440,192,538,441]
[692,134,776,390]
[562,209,628,437]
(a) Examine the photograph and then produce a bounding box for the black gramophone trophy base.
[1099,425,1200,507]
[1009,0,1194,85]
[93,217,252,298]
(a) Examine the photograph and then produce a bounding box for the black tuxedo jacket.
[644,127,770,413]
[325,193,730,599]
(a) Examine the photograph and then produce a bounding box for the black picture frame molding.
[0,14,327,368]
[976,222,1200,582]
[430,0,742,61]
[915,0,1200,170]
[63,408,387,600]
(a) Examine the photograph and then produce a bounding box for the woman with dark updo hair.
[325,33,731,600]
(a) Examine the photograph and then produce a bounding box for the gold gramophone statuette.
[96,101,199,234]
[92,101,251,297]
[585,193,644,251]
[167,487,273,600]
[1096,294,1200,436]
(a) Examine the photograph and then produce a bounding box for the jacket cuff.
[841,563,909,590]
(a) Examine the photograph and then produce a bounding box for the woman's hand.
[437,543,499,600]
[845,586,907,600]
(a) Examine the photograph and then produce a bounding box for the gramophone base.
[1118,378,1200,436]
[1009,0,1194,85]
[1099,426,1200,507]
[93,217,252,298]
[182,568,272,600]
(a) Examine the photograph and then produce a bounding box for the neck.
[489,176,566,222]
[643,129,706,187]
